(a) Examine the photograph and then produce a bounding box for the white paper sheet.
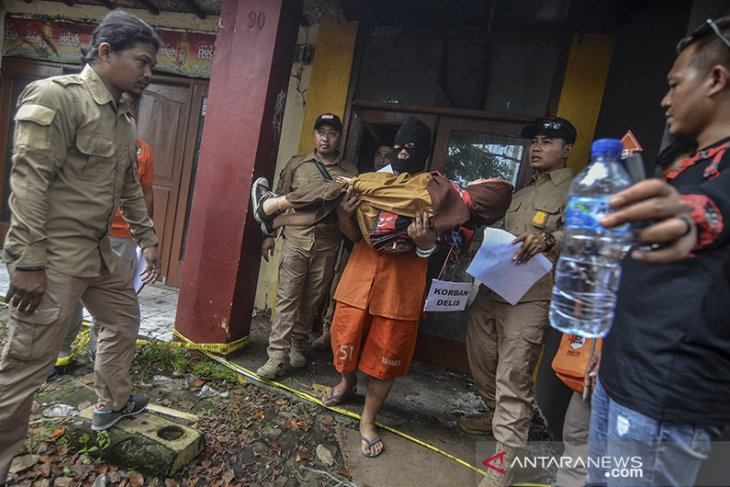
[466,228,553,305]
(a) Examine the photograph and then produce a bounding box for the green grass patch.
[192,360,239,383]
[133,343,189,379]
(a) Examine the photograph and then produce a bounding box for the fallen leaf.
[53,478,73,487]
[222,469,235,483]
[96,465,108,475]
[128,471,144,486]
[192,378,205,387]
[78,401,92,410]
[315,444,334,466]
[236,375,247,384]
[32,479,50,487]
[165,479,179,487]
[9,454,39,474]
[51,427,64,439]
[79,376,95,385]
[338,467,353,480]
[404,390,419,397]
[267,440,282,456]
[39,462,51,476]
[254,409,265,419]
[321,415,335,427]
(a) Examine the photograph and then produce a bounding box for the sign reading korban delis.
[423,279,473,312]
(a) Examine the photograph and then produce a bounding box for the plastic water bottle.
[549,139,633,337]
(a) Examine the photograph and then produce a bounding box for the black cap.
[314,113,342,132]
[521,117,577,144]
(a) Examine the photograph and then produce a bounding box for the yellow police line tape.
[0,301,547,485]
[52,323,247,367]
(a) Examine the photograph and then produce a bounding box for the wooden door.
[0,59,63,244]
[135,81,192,286]
[161,82,207,286]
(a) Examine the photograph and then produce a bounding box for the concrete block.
[64,407,204,476]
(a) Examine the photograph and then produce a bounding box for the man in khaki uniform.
[461,117,576,487]
[0,12,161,481]
[256,113,357,379]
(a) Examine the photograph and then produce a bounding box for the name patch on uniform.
[532,211,547,225]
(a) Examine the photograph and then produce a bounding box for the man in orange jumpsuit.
[323,116,437,458]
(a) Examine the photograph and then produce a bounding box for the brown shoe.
[459,412,494,435]
[256,358,287,379]
[289,340,306,368]
[480,442,519,487]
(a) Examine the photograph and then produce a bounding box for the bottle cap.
[591,138,623,160]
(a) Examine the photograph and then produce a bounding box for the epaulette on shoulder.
[51,75,83,87]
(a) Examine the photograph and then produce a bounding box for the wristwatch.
[541,232,556,252]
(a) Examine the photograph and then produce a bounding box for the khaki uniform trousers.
[466,286,549,448]
[554,392,591,487]
[0,259,139,478]
[64,236,139,356]
[267,238,337,359]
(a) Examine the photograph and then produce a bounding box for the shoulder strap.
[312,160,333,181]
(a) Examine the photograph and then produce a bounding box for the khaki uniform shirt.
[3,65,158,277]
[275,152,357,252]
[496,167,574,303]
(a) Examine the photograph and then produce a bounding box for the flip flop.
[321,384,356,407]
[360,435,384,458]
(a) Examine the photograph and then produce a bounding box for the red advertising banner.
[3,15,215,78]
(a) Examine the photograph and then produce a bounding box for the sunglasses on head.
[691,18,730,50]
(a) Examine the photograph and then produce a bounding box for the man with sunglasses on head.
[587,17,730,486]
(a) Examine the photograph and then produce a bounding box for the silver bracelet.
[416,244,437,258]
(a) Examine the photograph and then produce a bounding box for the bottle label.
[565,196,629,234]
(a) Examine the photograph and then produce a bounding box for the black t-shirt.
[600,137,730,426]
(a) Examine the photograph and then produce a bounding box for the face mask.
[391,116,431,174]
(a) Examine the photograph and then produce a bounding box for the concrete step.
[64,406,204,476]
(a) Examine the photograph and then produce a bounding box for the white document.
[423,279,473,312]
[133,246,146,294]
[376,164,393,173]
[467,228,553,305]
